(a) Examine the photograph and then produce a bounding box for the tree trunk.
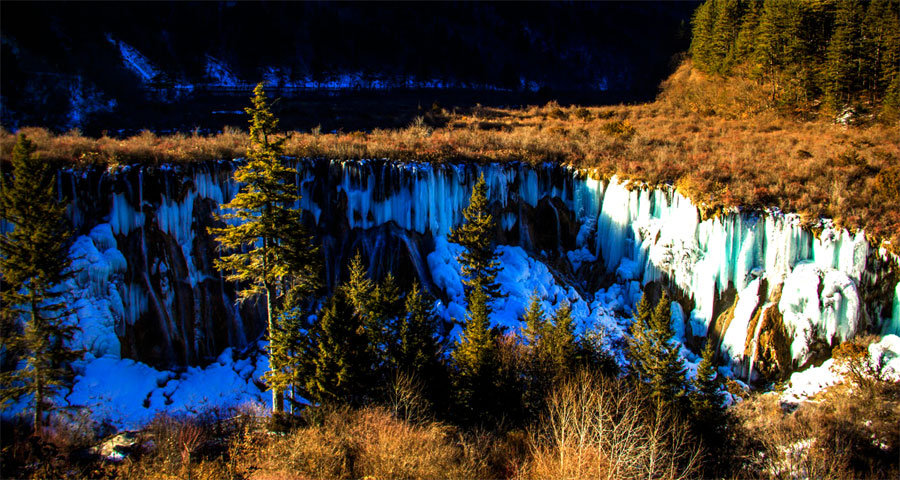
[30,294,43,437]
[262,232,284,414]
[266,280,284,414]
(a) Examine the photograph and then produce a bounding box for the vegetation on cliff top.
[2,59,898,248]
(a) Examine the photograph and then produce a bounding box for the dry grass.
[732,378,900,479]
[2,60,898,247]
[226,405,493,480]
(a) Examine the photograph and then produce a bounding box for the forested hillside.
[690,0,900,118]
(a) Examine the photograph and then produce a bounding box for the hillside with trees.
[690,0,900,119]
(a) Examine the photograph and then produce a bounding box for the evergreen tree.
[519,294,549,416]
[865,0,900,103]
[452,286,498,424]
[733,0,761,64]
[690,0,717,71]
[448,173,502,306]
[342,251,398,399]
[397,281,442,376]
[304,291,368,406]
[0,134,80,434]
[372,272,404,335]
[266,305,308,415]
[690,338,729,474]
[546,301,576,378]
[710,0,742,73]
[627,291,687,407]
[690,0,899,115]
[345,250,375,320]
[690,339,724,419]
[521,293,546,348]
[210,82,318,413]
[268,192,321,415]
[825,0,865,110]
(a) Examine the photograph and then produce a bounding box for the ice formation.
[3,158,893,429]
[77,160,900,372]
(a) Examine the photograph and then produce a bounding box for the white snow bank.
[66,351,266,430]
[427,237,595,341]
[781,334,900,405]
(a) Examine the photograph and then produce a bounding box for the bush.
[230,406,487,480]
[523,372,701,479]
[600,119,636,140]
[732,377,900,479]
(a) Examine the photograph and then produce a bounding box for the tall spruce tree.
[0,134,80,434]
[519,295,549,416]
[342,251,397,399]
[210,82,318,413]
[452,286,498,423]
[691,339,724,420]
[825,0,866,111]
[449,173,502,306]
[304,291,368,406]
[397,281,442,376]
[627,291,687,407]
[690,0,717,71]
[521,293,546,349]
[546,301,576,378]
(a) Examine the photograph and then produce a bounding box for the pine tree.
[449,173,502,306]
[345,250,375,320]
[690,0,717,71]
[825,0,866,111]
[733,0,761,64]
[0,134,80,434]
[546,301,576,378]
[864,0,900,103]
[397,281,442,378]
[372,272,404,337]
[265,305,307,415]
[710,0,742,74]
[210,82,318,413]
[691,339,724,419]
[342,251,398,399]
[521,293,546,348]
[304,291,368,406]
[518,294,549,415]
[689,338,729,470]
[627,291,687,407]
[452,286,498,423]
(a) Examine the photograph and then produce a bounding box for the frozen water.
[10,159,890,430]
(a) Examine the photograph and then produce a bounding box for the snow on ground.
[780,334,900,406]
[64,346,267,430]
[428,237,605,340]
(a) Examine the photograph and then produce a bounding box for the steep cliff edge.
[56,159,899,383]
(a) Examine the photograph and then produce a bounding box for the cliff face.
[60,159,900,380]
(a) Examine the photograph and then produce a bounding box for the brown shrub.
[733,376,900,479]
[522,372,701,480]
[231,406,486,480]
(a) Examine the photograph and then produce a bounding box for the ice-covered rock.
[779,262,860,365]
[34,158,895,422]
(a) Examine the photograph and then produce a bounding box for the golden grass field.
[3,62,898,247]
